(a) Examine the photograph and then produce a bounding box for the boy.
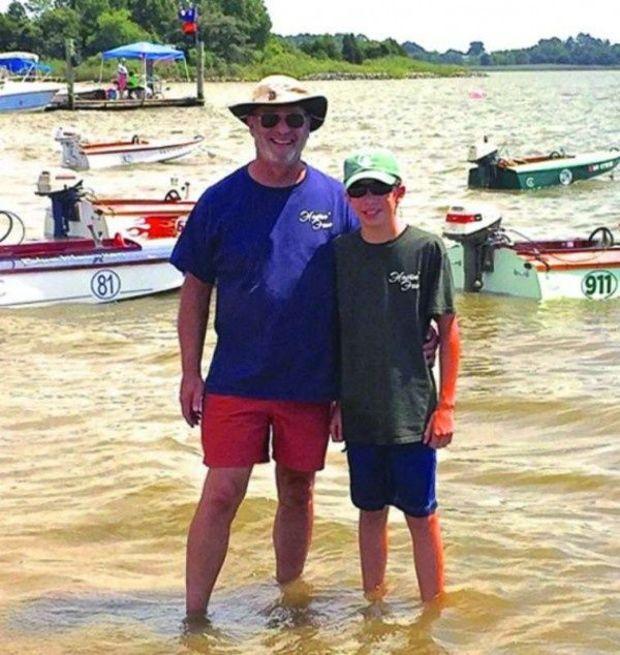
[331,148,460,603]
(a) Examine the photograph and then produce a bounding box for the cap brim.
[344,170,400,189]
[228,96,328,132]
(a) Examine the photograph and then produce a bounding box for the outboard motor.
[54,127,89,171]
[443,204,503,291]
[467,137,500,188]
[37,174,84,238]
[38,171,109,242]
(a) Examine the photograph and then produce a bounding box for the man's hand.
[423,324,439,367]
[423,405,454,449]
[180,372,204,427]
[329,403,343,442]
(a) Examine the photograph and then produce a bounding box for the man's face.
[246,104,311,167]
[346,179,405,229]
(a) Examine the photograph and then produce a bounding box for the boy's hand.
[423,405,454,449]
[423,324,439,367]
[330,403,343,442]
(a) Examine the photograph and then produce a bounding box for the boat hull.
[448,244,620,301]
[0,86,59,113]
[0,240,182,308]
[60,136,204,170]
[468,153,620,190]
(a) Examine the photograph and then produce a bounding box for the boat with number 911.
[443,204,620,301]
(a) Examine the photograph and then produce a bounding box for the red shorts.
[201,394,331,472]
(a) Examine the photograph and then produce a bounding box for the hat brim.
[228,96,328,132]
[344,170,400,189]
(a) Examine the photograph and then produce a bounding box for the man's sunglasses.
[257,112,307,129]
[346,180,398,198]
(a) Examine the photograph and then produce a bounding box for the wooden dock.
[47,96,205,111]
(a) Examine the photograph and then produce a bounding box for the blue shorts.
[346,441,437,517]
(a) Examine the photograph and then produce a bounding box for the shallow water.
[1,72,619,654]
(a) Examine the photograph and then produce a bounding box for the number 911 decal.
[581,270,618,299]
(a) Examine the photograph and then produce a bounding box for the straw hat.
[228,75,328,132]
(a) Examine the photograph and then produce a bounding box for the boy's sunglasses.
[346,181,398,198]
[257,112,306,129]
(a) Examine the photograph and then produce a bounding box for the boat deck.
[515,244,620,271]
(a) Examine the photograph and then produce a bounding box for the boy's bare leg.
[273,465,315,584]
[359,507,389,599]
[405,513,445,602]
[186,466,253,616]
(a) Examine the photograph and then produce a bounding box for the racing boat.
[467,138,620,190]
[55,127,204,170]
[35,170,194,241]
[443,204,620,301]
[0,180,183,308]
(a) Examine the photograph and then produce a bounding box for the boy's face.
[346,179,405,229]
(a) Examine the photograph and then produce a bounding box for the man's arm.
[178,273,213,427]
[423,313,460,448]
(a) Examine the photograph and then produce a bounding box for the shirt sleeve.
[428,239,456,316]
[170,192,218,284]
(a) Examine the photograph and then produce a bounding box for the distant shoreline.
[471,64,620,72]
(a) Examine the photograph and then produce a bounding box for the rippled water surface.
[1,73,619,654]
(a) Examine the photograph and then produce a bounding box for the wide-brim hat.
[228,75,328,132]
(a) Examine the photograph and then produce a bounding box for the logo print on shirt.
[299,210,333,230]
[388,271,420,291]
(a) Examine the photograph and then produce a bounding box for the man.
[170,75,359,619]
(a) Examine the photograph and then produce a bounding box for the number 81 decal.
[581,270,618,299]
[90,269,122,300]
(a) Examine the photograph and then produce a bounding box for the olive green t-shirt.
[334,225,455,444]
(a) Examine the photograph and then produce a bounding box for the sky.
[0,0,618,52]
[263,0,620,52]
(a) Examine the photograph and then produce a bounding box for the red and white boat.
[36,170,195,241]
[89,191,194,240]
[0,180,184,308]
[55,127,204,171]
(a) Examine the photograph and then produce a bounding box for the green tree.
[467,41,485,57]
[86,8,149,55]
[35,7,81,58]
[342,33,362,64]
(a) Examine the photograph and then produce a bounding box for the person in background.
[126,69,141,99]
[116,58,128,98]
[331,148,460,605]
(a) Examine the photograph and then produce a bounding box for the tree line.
[403,33,620,67]
[0,0,272,67]
[1,2,616,75]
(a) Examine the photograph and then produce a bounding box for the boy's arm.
[423,313,460,448]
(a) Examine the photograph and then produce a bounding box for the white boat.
[0,180,183,308]
[444,204,620,301]
[55,127,204,170]
[0,52,60,113]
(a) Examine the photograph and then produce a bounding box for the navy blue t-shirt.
[170,164,358,401]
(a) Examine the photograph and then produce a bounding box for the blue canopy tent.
[0,52,52,78]
[99,41,189,89]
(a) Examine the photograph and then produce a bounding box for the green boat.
[467,139,620,190]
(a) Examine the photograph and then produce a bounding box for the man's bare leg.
[273,465,315,584]
[186,466,253,616]
[405,513,445,602]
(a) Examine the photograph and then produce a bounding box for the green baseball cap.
[343,148,401,189]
